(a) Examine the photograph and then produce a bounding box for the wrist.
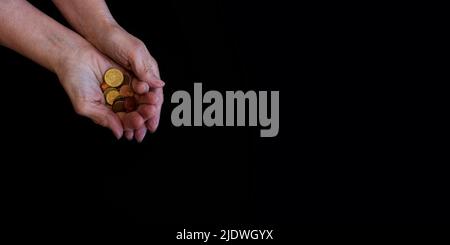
[52,37,93,77]
[85,19,121,50]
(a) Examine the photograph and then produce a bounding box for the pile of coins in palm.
[101,68,137,113]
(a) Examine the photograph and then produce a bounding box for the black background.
[1,0,448,229]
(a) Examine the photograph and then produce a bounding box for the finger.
[134,127,147,143]
[81,106,123,139]
[152,87,164,103]
[136,92,159,105]
[124,130,134,141]
[146,105,161,133]
[147,100,161,133]
[116,112,126,121]
[137,104,157,121]
[147,78,165,89]
[122,111,145,130]
[132,79,149,94]
[146,88,163,133]
[104,111,124,139]
[116,112,126,128]
[146,116,159,133]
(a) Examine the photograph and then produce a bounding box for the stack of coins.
[101,68,137,113]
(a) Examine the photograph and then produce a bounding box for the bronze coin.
[114,95,126,102]
[123,73,131,86]
[100,82,110,92]
[112,100,126,113]
[124,97,137,112]
[120,84,134,97]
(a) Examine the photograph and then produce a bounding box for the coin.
[100,82,110,92]
[103,87,115,95]
[104,88,120,105]
[123,74,131,86]
[115,95,126,102]
[112,100,126,113]
[104,68,124,87]
[124,97,137,112]
[120,84,134,97]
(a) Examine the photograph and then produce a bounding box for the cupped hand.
[91,25,164,140]
[56,45,159,141]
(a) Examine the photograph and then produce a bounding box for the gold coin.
[103,87,116,95]
[104,88,120,105]
[104,68,124,87]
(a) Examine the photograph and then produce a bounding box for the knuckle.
[130,39,146,56]
[149,56,158,66]
[128,49,139,61]
[147,105,157,115]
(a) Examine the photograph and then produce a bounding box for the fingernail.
[125,131,133,141]
[153,118,159,128]
[150,118,159,132]
[143,83,149,92]
[154,79,165,87]
[114,131,122,140]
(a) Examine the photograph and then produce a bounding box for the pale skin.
[0,0,164,142]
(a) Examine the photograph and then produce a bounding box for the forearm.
[0,0,89,73]
[52,0,118,47]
